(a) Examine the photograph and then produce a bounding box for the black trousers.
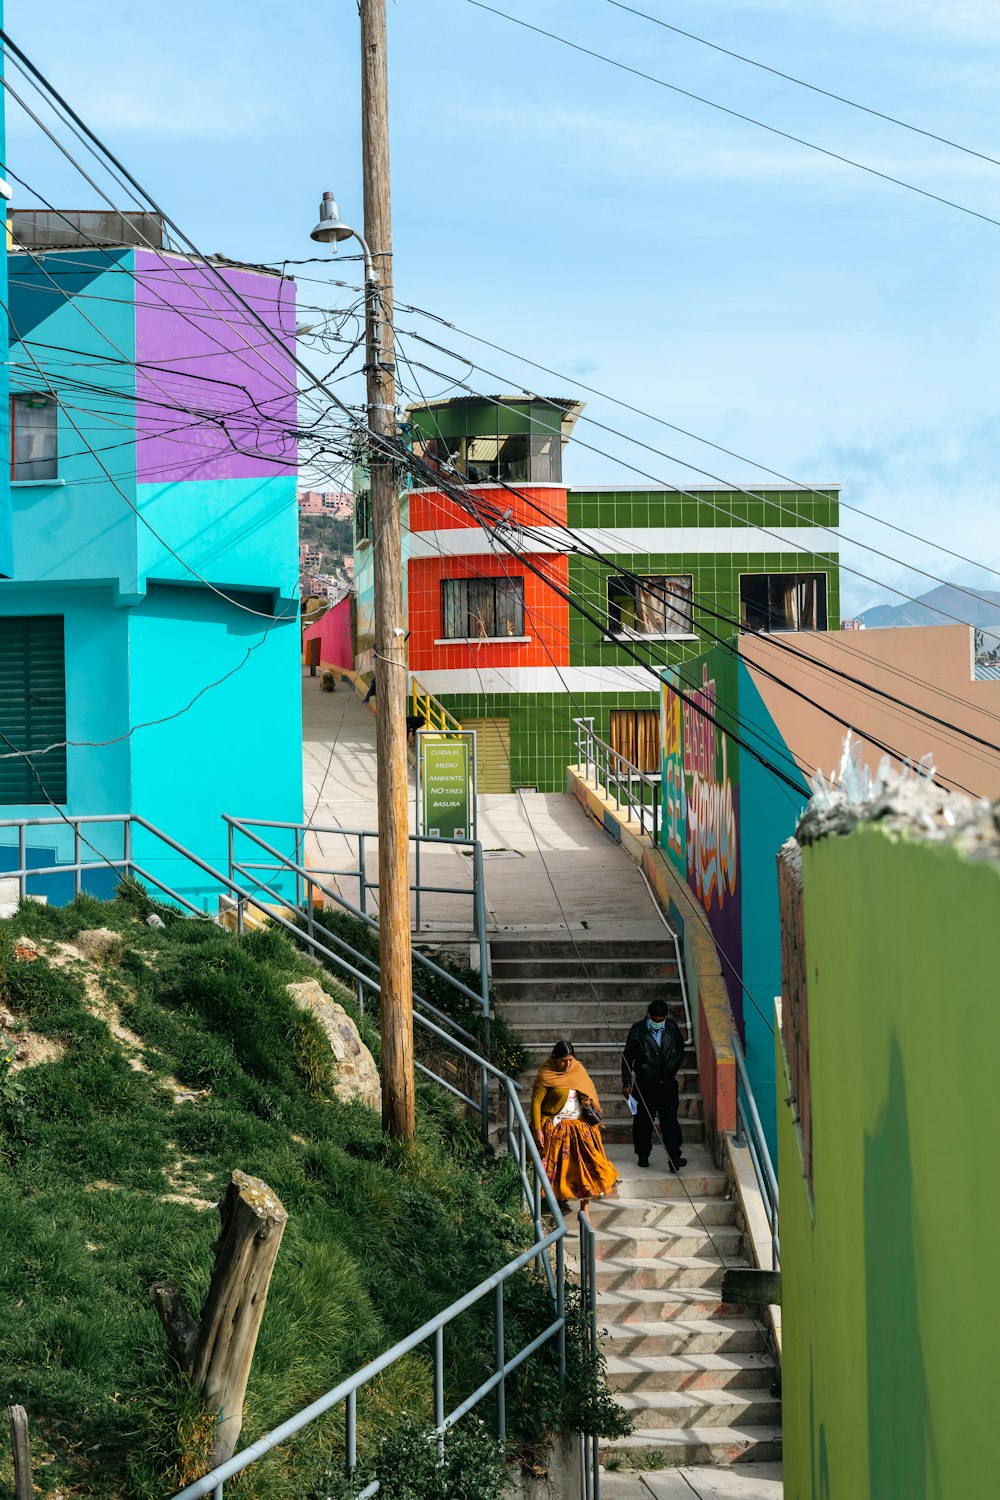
[632,1076,683,1166]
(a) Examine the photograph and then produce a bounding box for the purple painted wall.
[134,251,297,483]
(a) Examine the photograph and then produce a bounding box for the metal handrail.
[224,817,489,1018]
[732,1029,780,1269]
[573,717,660,845]
[0,812,572,1498]
[578,1215,600,1500]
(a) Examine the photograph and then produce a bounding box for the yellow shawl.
[530,1057,602,1135]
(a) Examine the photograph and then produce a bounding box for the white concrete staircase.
[492,933,780,1475]
[568,1145,781,1471]
[491,937,702,1148]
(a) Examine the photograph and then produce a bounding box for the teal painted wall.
[0,251,303,904]
[736,663,809,1157]
[779,822,999,1498]
[128,583,301,904]
[8,251,138,597]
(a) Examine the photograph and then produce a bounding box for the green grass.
[0,895,544,1499]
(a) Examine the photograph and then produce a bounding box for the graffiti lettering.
[683,664,717,782]
[687,735,738,912]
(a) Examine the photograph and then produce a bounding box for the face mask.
[649,1020,664,1035]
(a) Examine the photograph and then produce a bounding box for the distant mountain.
[859,584,1000,639]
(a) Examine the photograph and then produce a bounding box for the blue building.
[0,213,302,905]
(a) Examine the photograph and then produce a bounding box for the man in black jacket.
[621,997,687,1171]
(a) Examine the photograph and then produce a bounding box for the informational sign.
[420,735,473,841]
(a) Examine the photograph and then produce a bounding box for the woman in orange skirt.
[531,1040,618,1221]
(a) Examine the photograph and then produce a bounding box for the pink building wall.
[303,595,352,670]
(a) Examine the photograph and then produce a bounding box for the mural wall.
[779,819,998,1498]
[661,647,743,1030]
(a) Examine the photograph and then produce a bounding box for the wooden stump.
[151,1171,288,1464]
[7,1405,32,1500]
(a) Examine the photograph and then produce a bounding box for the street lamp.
[310,191,377,283]
[308,185,414,1144]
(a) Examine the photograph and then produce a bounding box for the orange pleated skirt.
[541,1116,618,1203]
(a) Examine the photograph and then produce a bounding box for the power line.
[602,0,1000,172]
[402,342,1000,625]
[393,303,1000,593]
[465,1,1000,231]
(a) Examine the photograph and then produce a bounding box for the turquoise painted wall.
[128,582,301,903]
[779,821,1000,1498]
[736,662,809,1157]
[0,249,303,904]
[8,251,138,596]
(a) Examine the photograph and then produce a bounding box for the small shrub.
[312,1415,512,1500]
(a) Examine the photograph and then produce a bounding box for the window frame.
[10,393,59,482]
[739,571,828,633]
[606,573,695,640]
[439,575,527,642]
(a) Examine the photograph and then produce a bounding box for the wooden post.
[7,1405,33,1500]
[359,0,415,1143]
[151,1171,288,1465]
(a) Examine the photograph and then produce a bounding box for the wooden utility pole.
[359,0,415,1143]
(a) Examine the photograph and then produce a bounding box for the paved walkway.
[600,1466,783,1498]
[302,671,669,941]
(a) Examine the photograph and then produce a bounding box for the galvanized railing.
[733,1030,780,1269]
[578,1215,601,1500]
[224,814,484,938]
[573,717,660,844]
[0,813,576,1498]
[169,1032,567,1499]
[224,815,489,1017]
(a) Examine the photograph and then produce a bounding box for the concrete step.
[555,1065,700,1094]
[605,1351,776,1395]
[600,1425,782,1466]
[521,1020,692,1044]
[495,978,684,1005]
[611,1167,727,1200]
[574,1222,743,1262]
[613,1387,781,1431]
[519,1041,697,1066]
[598,1286,748,1323]
[598,1464,784,1496]
[593,1197,736,1231]
[600,1118,703,1146]
[598,1092,703,1121]
[601,1318,767,1358]
[593,1256,739,1293]
[490,939,676,961]
[498,997,687,1022]
[491,956,680,981]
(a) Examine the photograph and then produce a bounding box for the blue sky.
[6,0,1000,616]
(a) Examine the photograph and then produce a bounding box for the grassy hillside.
[0,889,568,1499]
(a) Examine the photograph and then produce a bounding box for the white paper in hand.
[626,1094,638,1116]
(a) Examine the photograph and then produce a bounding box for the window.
[0,616,67,804]
[610,710,660,773]
[441,577,525,640]
[740,573,827,632]
[607,575,693,637]
[354,490,372,543]
[11,394,58,481]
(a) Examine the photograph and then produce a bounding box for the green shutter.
[0,616,67,804]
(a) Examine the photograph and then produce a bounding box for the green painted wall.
[779,822,1000,1498]
[438,688,658,791]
